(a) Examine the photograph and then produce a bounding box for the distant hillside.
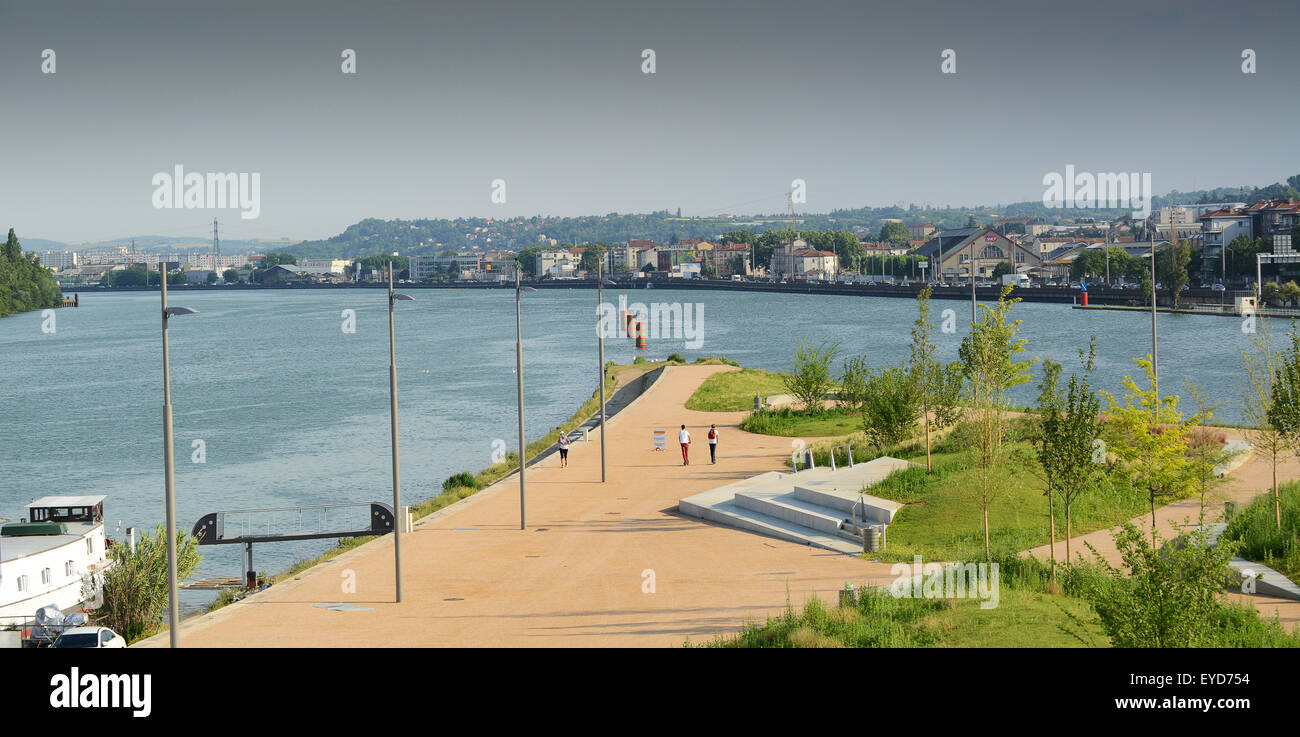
[282,174,1298,259]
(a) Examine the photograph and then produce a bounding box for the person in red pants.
[678,424,691,465]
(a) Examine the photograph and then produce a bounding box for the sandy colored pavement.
[139,365,1298,647]
[140,365,899,648]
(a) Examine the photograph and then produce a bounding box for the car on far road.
[1212,283,1226,291]
[53,626,126,649]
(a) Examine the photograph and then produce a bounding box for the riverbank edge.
[133,363,673,645]
[62,278,1250,309]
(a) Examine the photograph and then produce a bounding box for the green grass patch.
[1222,481,1300,583]
[706,553,1299,648]
[685,368,790,411]
[707,570,1109,648]
[739,406,862,437]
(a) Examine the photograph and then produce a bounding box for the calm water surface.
[0,287,1274,603]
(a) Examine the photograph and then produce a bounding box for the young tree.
[1264,321,1300,531]
[783,338,840,413]
[1183,382,1236,524]
[861,364,920,451]
[1033,339,1103,570]
[958,286,1035,559]
[909,286,963,471]
[1241,317,1288,533]
[1102,356,1199,545]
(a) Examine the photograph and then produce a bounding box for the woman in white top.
[707,424,719,464]
[557,432,571,468]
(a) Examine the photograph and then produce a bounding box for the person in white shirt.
[707,424,719,464]
[678,425,691,465]
[557,433,571,468]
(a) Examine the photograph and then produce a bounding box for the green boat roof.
[1,521,69,536]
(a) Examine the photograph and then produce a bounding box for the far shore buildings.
[769,238,839,281]
[913,226,1041,280]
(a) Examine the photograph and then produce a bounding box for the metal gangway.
[191,502,396,589]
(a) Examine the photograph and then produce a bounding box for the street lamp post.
[596,260,615,483]
[1150,235,1158,395]
[159,263,197,648]
[515,264,536,529]
[387,263,414,603]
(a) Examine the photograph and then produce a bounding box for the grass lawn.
[847,422,1151,563]
[739,406,862,437]
[706,585,1108,648]
[684,367,791,411]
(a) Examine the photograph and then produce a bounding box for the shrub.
[666,353,686,363]
[442,471,481,492]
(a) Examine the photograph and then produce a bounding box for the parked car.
[52,626,126,649]
[1211,283,1226,291]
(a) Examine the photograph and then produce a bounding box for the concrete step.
[686,497,863,555]
[792,486,903,526]
[733,491,849,536]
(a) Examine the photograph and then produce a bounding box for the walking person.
[557,432,571,468]
[707,424,718,464]
[678,424,691,465]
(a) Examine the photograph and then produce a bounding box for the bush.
[442,471,481,492]
[1075,523,1236,647]
[1221,481,1300,580]
[633,355,646,364]
[88,524,202,643]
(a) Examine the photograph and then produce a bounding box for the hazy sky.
[0,0,1296,244]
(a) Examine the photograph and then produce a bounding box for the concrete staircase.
[678,457,913,554]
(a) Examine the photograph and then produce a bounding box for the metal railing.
[192,501,395,545]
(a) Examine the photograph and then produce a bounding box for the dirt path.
[138,365,900,648]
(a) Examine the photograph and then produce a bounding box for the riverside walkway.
[139,365,900,647]
[139,364,1297,647]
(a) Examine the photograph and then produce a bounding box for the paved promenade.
[141,365,898,647]
[140,364,1297,646]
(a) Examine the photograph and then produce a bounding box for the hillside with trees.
[1,229,62,317]
[278,175,1300,260]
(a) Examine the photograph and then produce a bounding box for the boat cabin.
[25,495,106,525]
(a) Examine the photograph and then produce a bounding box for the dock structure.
[191,502,396,588]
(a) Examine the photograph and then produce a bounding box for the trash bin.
[861,525,883,552]
[1224,500,1238,521]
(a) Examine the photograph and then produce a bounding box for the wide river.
[0,287,1275,608]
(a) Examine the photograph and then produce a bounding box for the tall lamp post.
[515,263,536,529]
[596,259,615,483]
[387,263,414,602]
[1150,234,1158,395]
[159,263,197,648]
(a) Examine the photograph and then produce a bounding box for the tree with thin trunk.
[1102,356,1199,545]
[957,286,1035,559]
[1183,382,1237,525]
[909,286,962,471]
[1033,338,1103,577]
[783,338,840,413]
[1264,320,1300,532]
[1240,317,1288,533]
